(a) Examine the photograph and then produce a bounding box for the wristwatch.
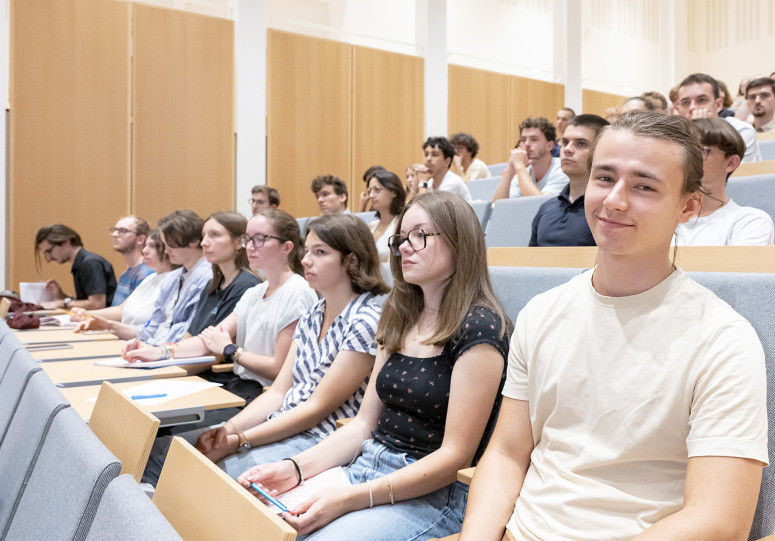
[223,343,237,363]
[63,297,72,309]
[237,432,251,453]
[419,182,429,189]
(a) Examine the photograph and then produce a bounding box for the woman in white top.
[367,169,406,262]
[128,209,317,401]
[71,230,177,331]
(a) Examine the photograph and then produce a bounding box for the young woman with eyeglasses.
[366,170,406,262]
[132,213,389,485]
[237,191,512,540]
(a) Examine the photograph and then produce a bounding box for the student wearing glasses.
[72,229,179,330]
[238,191,511,540]
[108,216,154,306]
[249,185,280,216]
[35,224,117,310]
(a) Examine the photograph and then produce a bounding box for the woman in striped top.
[198,213,390,479]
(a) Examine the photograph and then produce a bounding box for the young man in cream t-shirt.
[461,113,768,540]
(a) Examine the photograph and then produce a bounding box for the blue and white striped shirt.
[280,292,381,438]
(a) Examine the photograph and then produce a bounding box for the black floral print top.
[372,306,509,463]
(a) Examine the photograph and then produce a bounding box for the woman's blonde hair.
[376,191,512,353]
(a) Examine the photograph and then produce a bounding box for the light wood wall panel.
[132,4,235,225]
[352,46,424,202]
[510,77,565,146]
[582,89,627,117]
[9,0,130,293]
[267,30,352,219]
[448,65,512,166]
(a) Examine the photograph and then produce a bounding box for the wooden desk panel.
[30,340,124,361]
[61,376,245,421]
[16,329,118,344]
[41,358,187,387]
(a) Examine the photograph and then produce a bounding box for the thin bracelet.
[387,474,394,505]
[282,457,304,487]
[157,346,165,360]
[169,343,177,359]
[368,480,373,508]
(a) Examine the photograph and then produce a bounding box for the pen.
[126,318,152,353]
[131,393,167,400]
[250,483,289,513]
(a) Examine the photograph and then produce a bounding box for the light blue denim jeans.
[220,428,324,480]
[300,439,468,541]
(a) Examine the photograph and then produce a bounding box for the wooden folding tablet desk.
[16,328,119,344]
[61,376,246,426]
[40,358,189,387]
[29,339,125,361]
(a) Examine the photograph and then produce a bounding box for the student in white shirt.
[71,230,178,329]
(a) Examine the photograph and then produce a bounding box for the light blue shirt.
[136,257,212,345]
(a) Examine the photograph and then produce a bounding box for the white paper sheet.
[265,466,352,514]
[84,379,222,406]
[19,282,55,304]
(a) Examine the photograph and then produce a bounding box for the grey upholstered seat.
[2,406,121,540]
[485,195,554,248]
[468,176,500,201]
[85,474,182,541]
[726,174,775,225]
[0,347,41,442]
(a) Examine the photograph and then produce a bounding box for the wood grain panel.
[352,46,423,202]
[267,30,352,219]
[132,4,235,225]
[448,64,512,166]
[582,89,627,117]
[510,77,565,146]
[9,0,130,293]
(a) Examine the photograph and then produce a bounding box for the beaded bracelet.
[387,474,394,505]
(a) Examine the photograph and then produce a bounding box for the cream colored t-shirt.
[232,274,318,386]
[503,268,768,540]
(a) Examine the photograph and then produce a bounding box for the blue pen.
[126,318,152,353]
[251,483,289,513]
[131,393,167,400]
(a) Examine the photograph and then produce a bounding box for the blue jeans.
[300,440,468,541]
[220,429,323,480]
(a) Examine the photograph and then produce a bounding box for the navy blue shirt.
[529,184,596,247]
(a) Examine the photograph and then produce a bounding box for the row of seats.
[3,263,775,539]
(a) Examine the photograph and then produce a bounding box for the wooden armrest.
[211,363,234,373]
[457,467,475,485]
[335,418,353,428]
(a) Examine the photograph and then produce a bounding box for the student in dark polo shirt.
[529,114,609,247]
[35,224,117,310]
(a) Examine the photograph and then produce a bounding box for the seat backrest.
[355,211,377,223]
[468,176,500,201]
[485,195,554,248]
[726,175,775,225]
[296,216,310,236]
[759,139,775,161]
[85,474,182,541]
[469,200,493,230]
[487,162,508,176]
[153,437,297,541]
[0,370,70,533]
[488,266,581,323]
[688,271,775,540]
[2,406,121,541]
[0,330,25,383]
[89,382,161,482]
[0,348,42,445]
